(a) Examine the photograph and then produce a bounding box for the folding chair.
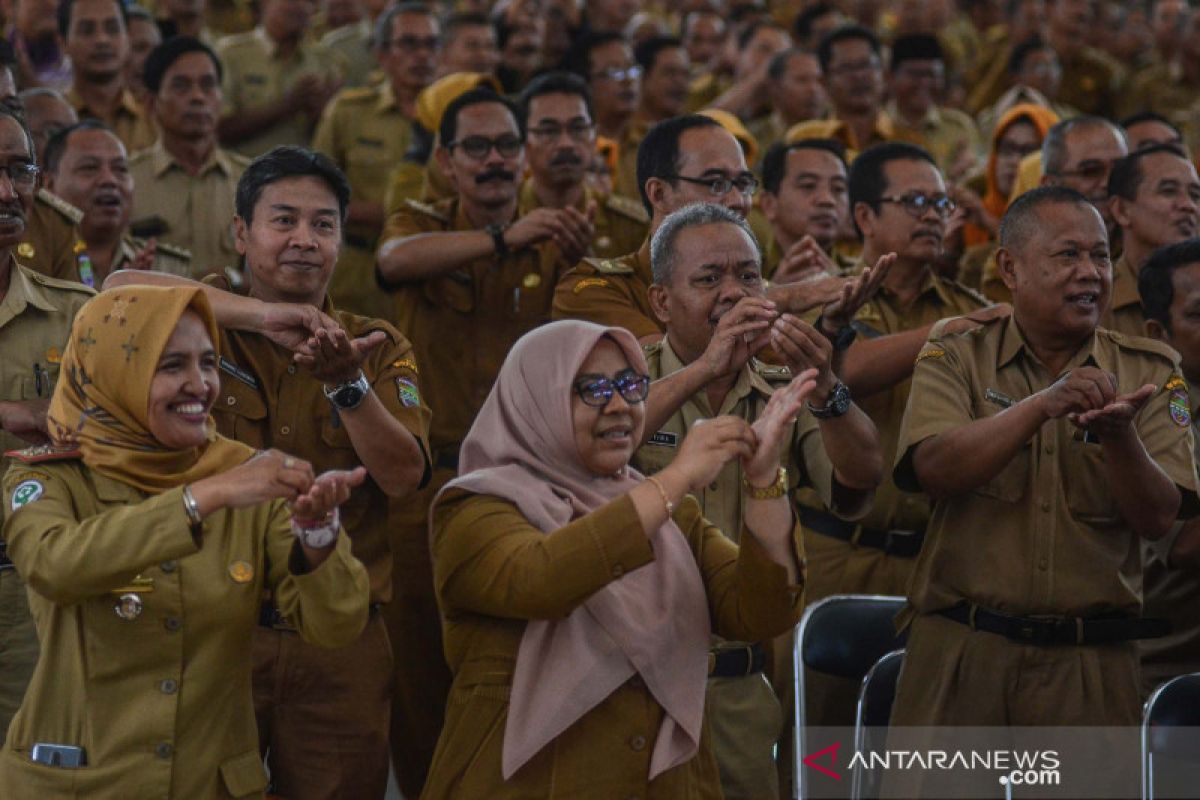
[850,649,904,800]
[792,595,907,799]
[1142,672,1200,800]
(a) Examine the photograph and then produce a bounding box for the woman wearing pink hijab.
[422,319,812,798]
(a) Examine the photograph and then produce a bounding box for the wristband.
[290,507,340,549]
[645,475,674,517]
[181,484,203,529]
[743,467,788,499]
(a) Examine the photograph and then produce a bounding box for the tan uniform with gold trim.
[312,82,415,320]
[551,241,661,339]
[128,140,249,280]
[375,195,573,795]
[1101,254,1149,340]
[517,178,648,260]
[19,189,87,284]
[0,263,93,745]
[890,317,1197,731]
[65,87,157,155]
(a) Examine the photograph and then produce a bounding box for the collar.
[996,314,1109,374]
[876,262,953,307]
[1109,253,1141,311]
[884,100,941,131]
[149,138,234,179]
[830,111,896,151]
[517,177,589,216]
[376,81,398,113]
[67,85,143,119]
[0,261,62,322]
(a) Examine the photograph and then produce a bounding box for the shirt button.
[160,560,177,573]
[1041,501,1051,512]
[164,617,181,632]
[225,396,236,406]
[280,425,291,435]
[708,482,718,491]
[287,365,296,374]
[612,564,624,578]
[155,742,173,759]
[629,735,647,752]
[160,679,178,694]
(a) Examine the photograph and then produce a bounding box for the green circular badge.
[10,480,44,511]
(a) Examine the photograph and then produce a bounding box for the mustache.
[550,151,583,166]
[476,168,515,184]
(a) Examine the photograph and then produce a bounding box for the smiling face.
[436,100,525,209]
[0,116,37,249]
[48,127,132,242]
[236,175,342,306]
[572,337,646,477]
[146,309,219,450]
[1113,152,1200,253]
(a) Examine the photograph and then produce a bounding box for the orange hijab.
[47,286,253,494]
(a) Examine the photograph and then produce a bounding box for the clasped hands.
[259,304,387,384]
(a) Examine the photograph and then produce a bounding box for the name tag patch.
[647,431,678,448]
[219,357,259,389]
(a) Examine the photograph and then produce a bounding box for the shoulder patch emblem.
[915,347,945,364]
[396,377,421,407]
[392,357,418,374]
[1169,386,1191,428]
[573,277,610,293]
[10,479,44,511]
[589,258,635,276]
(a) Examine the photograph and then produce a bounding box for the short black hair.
[1120,110,1180,133]
[439,86,521,146]
[634,36,683,75]
[999,185,1093,251]
[1139,238,1200,331]
[235,146,351,224]
[767,48,816,82]
[518,71,593,128]
[142,36,222,94]
[816,24,880,73]
[44,119,112,174]
[890,34,943,72]
[561,31,626,78]
[681,9,722,39]
[1108,143,1191,202]
[793,2,837,45]
[761,138,847,194]
[635,114,722,215]
[58,0,128,39]
[1007,35,1052,76]
[737,19,784,51]
[442,10,490,40]
[848,141,936,221]
[373,2,436,52]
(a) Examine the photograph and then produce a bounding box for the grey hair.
[1042,115,1125,176]
[650,202,761,285]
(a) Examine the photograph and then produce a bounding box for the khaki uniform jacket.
[128,141,249,280]
[212,306,432,605]
[1055,45,1125,119]
[786,112,914,157]
[19,190,86,284]
[65,87,157,155]
[895,316,1198,620]
[377,197,570,454]
[1101,254,1147,340]
[517,178,648,261]
[613,117,651,201]
[551,240,660,339]
[109,234,193,278]
[319,18,375,88]
[885,102,982,175]
[423,490,804,799]
[0,460,370,799]
[216,27,344,157]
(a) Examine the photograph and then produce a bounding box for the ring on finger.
[284,457,296,468]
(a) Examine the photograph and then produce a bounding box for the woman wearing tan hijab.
[424,319,811,798]
[0,286,370,799]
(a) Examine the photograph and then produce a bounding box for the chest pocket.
[213,378,268,450]
[1063,439,1119,525]
[425,270,476,313]
[969,399,1030,503]
[632,434,677,478]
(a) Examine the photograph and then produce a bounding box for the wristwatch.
[817,315,858,351]
[485,222,509,258]
[323,370,371,411]
[808,380,852,419]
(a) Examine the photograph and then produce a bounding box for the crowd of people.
[0,0,1197,798]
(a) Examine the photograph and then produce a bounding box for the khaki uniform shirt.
[1100,254,1147,340]
[895,316,1198,618]
[320,18,376,88]
[216,27,344,157]
[0,459,369,799]
[18,189,86,284]
[786,112,911,157]
[206,0,255,36]
[551,240,660,340]
[517,178,648,261]
[128,140,249,280]
[885,102,982,175]
[212,306,431,605]
[613,117,651,201]
[65,87,157,155]
[107,234,193,278]
[1055,45,1125,118]
[378,197,569,453]
[424,490,803,800]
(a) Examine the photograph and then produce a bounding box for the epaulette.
[25,267,95,296]
[583,256,635,275]
[604,193,650,224]
[226,150,253,168]
[36,189,83,224]
[215,30,258,49]
[5,444,81,463]
[402,198,449,224]
[751,358,793,382]
[155,241,193,261]
[944,278,991,308]
[1100,329,1182,366]
[336,86,376,103]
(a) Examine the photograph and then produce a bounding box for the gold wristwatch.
[743,467,788,499]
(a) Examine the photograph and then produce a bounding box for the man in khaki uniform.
[0,108,94,745]
[890,187,1196,753]
[45,121,192,283]
[312,3,439,319]
[1138,239,1200,697]
[564,33,643,199]
[130,38,249,282]
[107,145,431,799]
[215,0,344,157]
[1103,144,1200,338]
[318,0,390,88]
[61,0,157,154]
[752,49,829,157]
[374,87,583,798]
[633,202,880,800]
[518,71,648,262]
[1045,0,1126,118]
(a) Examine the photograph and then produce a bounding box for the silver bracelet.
[181,484,203,529]
[290,507,340,549]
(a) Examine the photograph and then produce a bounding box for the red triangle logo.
[803,741,842,780]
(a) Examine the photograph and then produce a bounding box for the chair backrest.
[799,595,908,678]
[852,650,905,800]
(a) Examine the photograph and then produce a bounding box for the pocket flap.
[219,749,268,798]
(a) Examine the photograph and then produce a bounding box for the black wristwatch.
[808,380,852,419]
[485,222,509,258]
[817,315,858,351]
[323,370,371,411]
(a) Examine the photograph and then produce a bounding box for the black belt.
[433,448,460,472]
[708,643,766,678]
[799,506,925,558]
[938,603,1171,646]
[259,601,380,631]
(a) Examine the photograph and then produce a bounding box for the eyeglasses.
[669,173,759,197]
[388,35,440,51]
[446,134,523,160]
[591,65,642,82]
[0,161,39,189]
[880,192,956,218]
[527,121,595,143]
[573,369,650,407]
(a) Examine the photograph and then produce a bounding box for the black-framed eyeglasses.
[573,369,650,407]
[880,192,956,218]
[669,173,759,197]
[0,161,39,189]
[527,121,596,143]
[446,134,523,160]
